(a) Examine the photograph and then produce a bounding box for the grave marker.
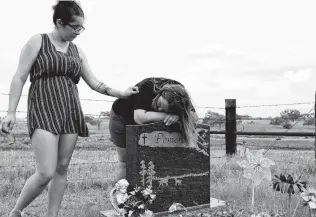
[126,122,210,213]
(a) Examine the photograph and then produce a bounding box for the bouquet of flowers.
[118,184,156,217]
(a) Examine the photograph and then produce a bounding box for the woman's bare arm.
[7,34,42,115]
[78,46,138,98]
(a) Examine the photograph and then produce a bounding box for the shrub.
[270,117,282,125]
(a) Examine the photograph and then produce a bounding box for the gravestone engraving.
[126,121,210,213]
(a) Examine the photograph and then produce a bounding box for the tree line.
[201,109,315,129]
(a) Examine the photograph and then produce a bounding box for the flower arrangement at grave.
[272,173,307,217]
[110,179,156,217]
[237,148,275,210]
[112,160,157,217]
[119,185,156,217]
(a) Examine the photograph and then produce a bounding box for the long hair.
[152,84,197,146]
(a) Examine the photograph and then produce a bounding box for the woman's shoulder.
[27,33,43,43]
[22,33,43,53]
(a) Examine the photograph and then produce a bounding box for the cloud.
[283,68,314,82]
[190,44,246,59]
[184,44,316,93]
[188,44,316,76]
[190,44,227,58]
[255,81,291,98]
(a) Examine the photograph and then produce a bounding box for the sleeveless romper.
[27,33,89,137]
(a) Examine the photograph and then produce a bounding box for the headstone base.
[101,198,226,217]
[210,197,226,208]
[100,210,120,217]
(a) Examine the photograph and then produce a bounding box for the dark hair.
[52,0,84,25]
[152,84,197,145]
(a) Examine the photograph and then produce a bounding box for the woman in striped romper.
[0,1,139,217]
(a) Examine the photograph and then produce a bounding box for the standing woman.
[0,1,138,217]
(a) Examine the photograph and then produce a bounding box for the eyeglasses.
[66,23,85,33]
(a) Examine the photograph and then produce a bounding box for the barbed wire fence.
[0,92,316,216]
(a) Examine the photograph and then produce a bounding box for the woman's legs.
[115,146,127,181]
[109,110,128,182]
[47,133,78,217]
[10,129,59,216]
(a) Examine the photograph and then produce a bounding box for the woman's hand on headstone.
[164,114,179,126]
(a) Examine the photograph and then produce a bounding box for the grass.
[206,149,316,216]
[0,148,119,217]
[0,119,316,216]
[0,120,118,217]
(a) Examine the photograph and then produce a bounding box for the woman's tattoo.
[96,82,112,95]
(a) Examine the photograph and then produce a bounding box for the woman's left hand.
[123,86,139,97]
[164,114,179,126]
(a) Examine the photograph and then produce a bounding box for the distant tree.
[237,114,253,120]
[303,118,314,126]
[282,123,292,129]
[202,110,225,129]
[270,117,283,125]
[97,111,110,130]
[84,115,98,126]
[273,109,302,129]
[280,109,301,122]
[84,115,94,123]
[303,112,315,126]
[100,111,110,117]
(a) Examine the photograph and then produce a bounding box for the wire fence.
[1,93,316,216]
[0,92,315,113]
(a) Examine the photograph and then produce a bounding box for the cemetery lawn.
[0,119,316,216]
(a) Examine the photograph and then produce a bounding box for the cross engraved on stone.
[142,134,147,144]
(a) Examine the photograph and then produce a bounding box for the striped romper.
[27,33,89,137]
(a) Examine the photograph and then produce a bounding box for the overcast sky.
[1,0,316,118]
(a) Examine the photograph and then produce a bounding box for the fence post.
[225,99,237,156]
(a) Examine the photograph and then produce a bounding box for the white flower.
[142,187,153,196]
[301,187,316,209]
[128,210,134,217]
[138,204,145,209]
[150,194,156,200]
[143,210,154,217]
[237,148,275,186]
[134,186,141,192]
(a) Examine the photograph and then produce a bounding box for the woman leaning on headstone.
[109,77,198,182]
